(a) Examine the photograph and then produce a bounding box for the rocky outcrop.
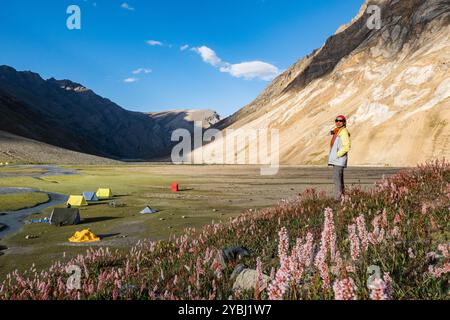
[149,109,220,132]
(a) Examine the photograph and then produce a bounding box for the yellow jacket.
[329,127,351,167]
[337,128,351,158]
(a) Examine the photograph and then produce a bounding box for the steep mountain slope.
[208,0,450,166]
[0,66,219,161]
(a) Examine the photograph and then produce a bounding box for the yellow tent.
[96,188,113,200]
[67,195,88,207]
[69,229,100,243]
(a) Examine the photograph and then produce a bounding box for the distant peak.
[0,65,17,72]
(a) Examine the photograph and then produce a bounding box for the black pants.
[333,165,345,201]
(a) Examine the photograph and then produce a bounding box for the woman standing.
[328,115,351,201]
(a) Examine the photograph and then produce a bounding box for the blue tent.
[83,192,98,202]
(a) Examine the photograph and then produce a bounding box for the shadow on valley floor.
[0,245,7,256]
[98,233,121,240]
[81,216,119,224]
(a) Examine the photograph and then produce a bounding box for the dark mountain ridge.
[0,65,218,161]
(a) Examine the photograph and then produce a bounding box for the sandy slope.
[200,0,450,167]
[0,130,119,164]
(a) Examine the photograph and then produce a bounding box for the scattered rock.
[182,216,187,219]
[212,209,217,212]
[221,246,251,265]
[230,264,247,280]
[232,268,271,292]
[159,218,165,221]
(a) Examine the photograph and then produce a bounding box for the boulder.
[232,268,271,292]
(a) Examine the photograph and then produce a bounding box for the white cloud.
[191,46,222,66]
[121,2,135,11]
[132,68,152,75]
[180,44,189,51]
[124,77,138,83]
[220,61,280,81]
[190,45,281,81]
[146,40,163,46]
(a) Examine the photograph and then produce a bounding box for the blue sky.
[0,0,363,117]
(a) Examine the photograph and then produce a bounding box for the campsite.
[0,164,399,278]
[0,0,449,304]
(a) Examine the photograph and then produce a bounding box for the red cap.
[336,115,347,122]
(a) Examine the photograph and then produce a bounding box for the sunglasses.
[335,119,345,122]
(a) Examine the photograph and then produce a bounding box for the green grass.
[0,192,50,212]
[0,167,46,175]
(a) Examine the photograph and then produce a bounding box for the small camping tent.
[69,229,100,243]
[67,195,88,207]
[96,188,113,200]
[171,183,179,192]
[140,206,158,214]
[83,192,98,202]
[49,208,81,226]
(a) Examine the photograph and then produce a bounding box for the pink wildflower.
[381,209,388,228]
[369,274,391,300]
[314,246,330,291]
[383,273,392,299]
[268,256,292,300]
[210,256,223,280]
[332,250,343,277]
[438,244,449,258]
[324,208,337,260]
[356,215,369,252]
[333,277,357,300]
[390,226,401,239]
[421,203,429,215]
[313,208,337,291]
[368,215,385,245]
[290,238,305,284]
[428,264,450,278]
[348,224,360,261]
[301,232,314,267]
[408,248,415,259]
[255,257,263,299]
[277,227,289,260]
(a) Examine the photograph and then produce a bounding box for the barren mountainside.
[0,130,118,164]
[0,66,220,161]
[210,0,450,166]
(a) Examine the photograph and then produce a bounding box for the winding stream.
[0,165,78,238]
[0,189,68,238]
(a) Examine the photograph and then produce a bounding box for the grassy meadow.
[0,164,401,280]
[0,160,448,300]
[0,192,49,212]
